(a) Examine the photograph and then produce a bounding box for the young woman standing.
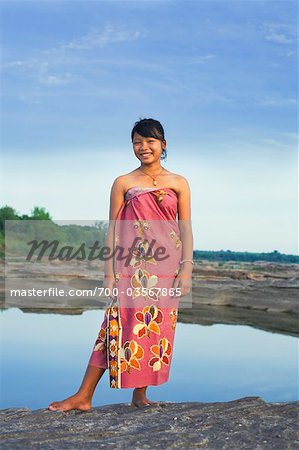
[48,118,193,410]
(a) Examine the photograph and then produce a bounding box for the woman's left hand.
[172,269,192,297]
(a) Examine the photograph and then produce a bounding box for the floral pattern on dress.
[110,360,118,380]
[120,340,144,373]
[93,307,108,353]
[133,305,164,339]
[133,220,151,237]
[129,239,157,269]
[130,268,160,301]
[108,305,121,388]
[148,337,172,372]
[89,186,183,389]
[152,189,168,203]
[93,327,107,353]
[170,230,181,249]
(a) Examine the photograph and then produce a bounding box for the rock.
[1,260,299,336]
[0,397,298,449]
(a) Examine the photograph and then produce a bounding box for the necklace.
[138,166,164,186]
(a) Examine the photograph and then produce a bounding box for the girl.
[48,118,193,410]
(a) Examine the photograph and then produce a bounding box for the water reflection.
[0,308,298,410]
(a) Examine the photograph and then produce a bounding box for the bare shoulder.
[169,173,191,195]
[111,172,136,195]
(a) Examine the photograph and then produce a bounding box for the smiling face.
[132,132,166,165]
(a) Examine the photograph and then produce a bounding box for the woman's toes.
[146,400,159,405]
[48,403,59,411]
[131,400,152,408]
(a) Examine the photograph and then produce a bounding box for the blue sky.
[1,0,297,253]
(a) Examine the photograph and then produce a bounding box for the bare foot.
[48,393,91,412]
[131,388,159,407]
[131,399,158,407]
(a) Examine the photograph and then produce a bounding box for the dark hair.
[131,118,167,160]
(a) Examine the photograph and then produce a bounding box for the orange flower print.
[110,306,118,318]
[109,360,118,379]
[130,239,157,269]
[109,338,118,358]
[152,189,168,203]
[93,326,107,353]
[131,269,160,301]
[120,340,144,373]
[169,308,178,330]
[109,318,119,338]
[149,337,172,372]
[133,305,164,339]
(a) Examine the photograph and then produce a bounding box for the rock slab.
[1,396,298,449]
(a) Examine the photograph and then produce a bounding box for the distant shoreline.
[2,260,298,337]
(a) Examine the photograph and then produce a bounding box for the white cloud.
[39,73,73,86]
[18,94,41,104]
[263,23,296,45]
[255,96,297,107]
[261,137,295,148]
[2,60,26,69]
[61,25,143,51]
[266,32,294,44]
[188,54,217,65]
[1,24,145,89]
[1,58,40,71]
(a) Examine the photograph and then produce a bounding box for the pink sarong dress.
[89,186,182,388]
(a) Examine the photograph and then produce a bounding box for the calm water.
[1,308,298,410]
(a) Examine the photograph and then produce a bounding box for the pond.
[1,308,298,410]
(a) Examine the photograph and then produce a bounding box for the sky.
[1,0,298,254]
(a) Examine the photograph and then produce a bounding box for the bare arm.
[103,177,125,283]
[173,177,193,296]
[177,177,193,272]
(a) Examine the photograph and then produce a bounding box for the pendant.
[153,180,157,186]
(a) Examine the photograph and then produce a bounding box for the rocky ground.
[1,397,298,449]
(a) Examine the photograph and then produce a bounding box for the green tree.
[0,206,19,232]
[31,206,52,220]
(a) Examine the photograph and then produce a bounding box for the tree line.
[0,205,298,263]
